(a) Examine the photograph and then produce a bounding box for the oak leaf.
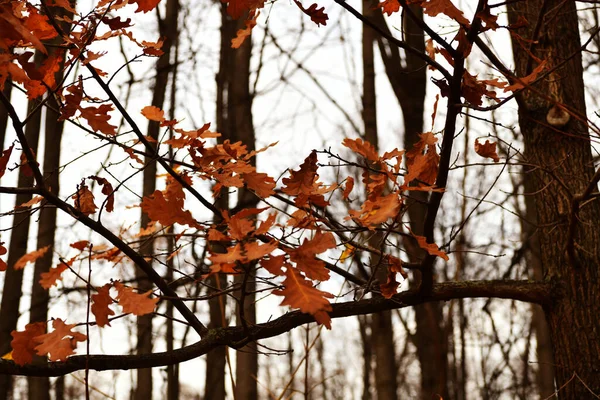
[410,231,449,260]
[504,60,546,92]
[347,192,401,228]
[474,139,500,163]
[91,284,115,327]
[274,267,334,329]
[80,104,117,135]
[378,0,400,15]
[285,231,335,281]
[343,138,379,161]
[10,322,46,366]
[14,245,50,270]
[34,319,87,362]
[39,259,71,289]
[72,184,97,216]
[89,175,115,212]
[114,282,159,316]
[342,177,354,200]
[129,0,161,13]
[293,1,328,26]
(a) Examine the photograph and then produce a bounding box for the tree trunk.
[362,3,399,399]
[135,1,179,398]
[0,78,11,149]
[509,2,600,397]
[371,6,449,399]
[522,169,556,398]
[0,72,43,399]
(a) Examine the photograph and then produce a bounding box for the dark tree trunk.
[509,2,600,397]
[371,5,449,399]
[0,71,43,398]
[362,3,399,399]
[135,1,179,398]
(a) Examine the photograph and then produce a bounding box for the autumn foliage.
[1,0,524,372]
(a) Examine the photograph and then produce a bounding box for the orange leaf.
[91,284,115,327]
[420,0,470,26]
[39,260,70,289]
[89,175,115,212]
[347,192,401,228]
[378,0,400,15]
[504,60,546,92]
[242,171,275,198]
[410,231,449,260]
[261,255,286,276]
[141,190,200,228]
[474,139,500,163]
[70,240,90,251]
[342,177,354,200]
[10,322,46,366]
[274,267,333,329]
[282,151,319,196]
[232,11,258,49]
[285,231,335,281]
[14,245,50,270]
[72,184,97,216]
[34,319,87,362]
[141,105,164,122]
[80,104,117,135]
[16,195,43,209]
[129,0,161,13]
[114,282,159,316]
[0,144,14,179]
[342,138,379,161]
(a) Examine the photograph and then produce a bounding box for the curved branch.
[0,279,551,377]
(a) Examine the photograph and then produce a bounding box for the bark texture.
[509,2,600,397]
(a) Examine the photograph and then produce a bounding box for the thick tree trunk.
[509,2,600,397]
[0,79,43,399]
[522,171,556,398]
[27,5,73,396]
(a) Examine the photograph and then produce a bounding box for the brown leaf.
[273,267,334,329]
[293,0,328,26]
[14,245,50,270]
[474,139,500,163]
[91,284,115,327]
[34,319,87,362]
[114,281,159,316]
[72,184,97,216]
[11,322,46,366]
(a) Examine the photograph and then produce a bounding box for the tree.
[0,0,599,398]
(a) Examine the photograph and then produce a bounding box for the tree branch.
[0,280,551,376]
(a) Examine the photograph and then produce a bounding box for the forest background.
[1,0,599,399]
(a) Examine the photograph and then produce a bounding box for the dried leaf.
[34,319,87,362]
[273,267,334,329]
[114,281,159,316]
[91,284,115,327]
[474,139,500,163]
[14,245,50,270]
[10,322,46,366]
[72,184,97,216]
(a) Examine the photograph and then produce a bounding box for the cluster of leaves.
[0,0,512,366]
